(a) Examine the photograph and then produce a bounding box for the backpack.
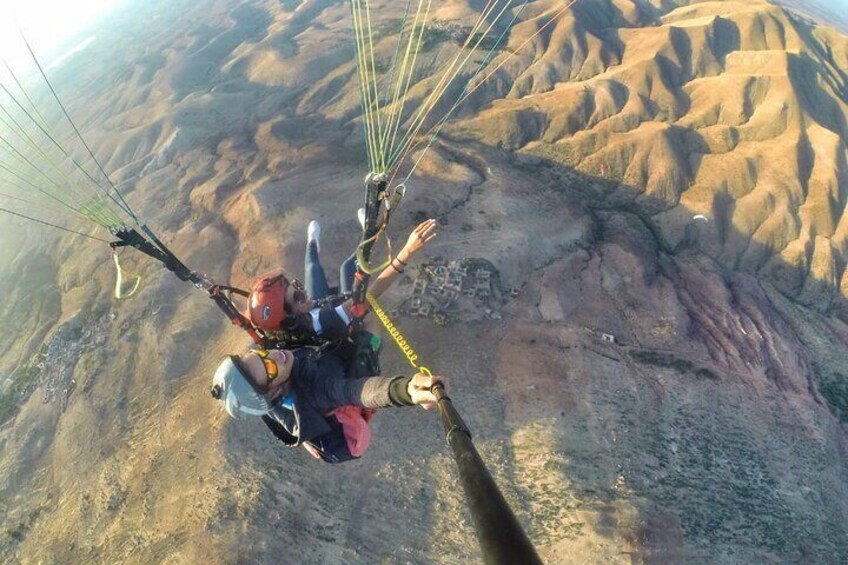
[261,331,381,463]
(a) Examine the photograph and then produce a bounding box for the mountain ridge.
[446,0,848,319]
[1,0,848,562]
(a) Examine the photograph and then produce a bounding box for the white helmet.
[210,356,271,419]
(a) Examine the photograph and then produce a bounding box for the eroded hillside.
[449,0,848,318]
[1,1,848,563]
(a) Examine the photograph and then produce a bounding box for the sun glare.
[0,0,118,66]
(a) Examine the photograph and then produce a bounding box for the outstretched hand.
[407,372,443,410]
[400,219,437,259]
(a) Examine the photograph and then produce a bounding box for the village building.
[405,258,498,321]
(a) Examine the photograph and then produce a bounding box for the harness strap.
[210,285,263,343]
[111,226,263,343]
[112,250,142,299]
[215,285,250,298]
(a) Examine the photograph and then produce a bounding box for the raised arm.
[357,218,438,304]
[330,218,436,328]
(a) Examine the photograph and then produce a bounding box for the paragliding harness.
[260,331,382,463]
[262,172,401,463]
[269,172,401,463]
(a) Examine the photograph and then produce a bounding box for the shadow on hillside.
[12,0,846,561]
[487,148,848,561]
[787,11,848,107]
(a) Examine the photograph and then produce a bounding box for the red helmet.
[246,269,291,331]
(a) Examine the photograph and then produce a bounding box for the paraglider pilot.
[211,345,442,462]
[211,213,441,462]
[244,212,438,345]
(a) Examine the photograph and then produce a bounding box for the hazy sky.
[824,0,848,10]
[1,0,119,64]
[777,0,848,30]
[807,0,848,15]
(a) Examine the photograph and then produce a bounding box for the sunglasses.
[254,349,287,382]
[289,278,307,306]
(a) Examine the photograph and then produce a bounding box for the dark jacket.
[263,347,411,446]
[263,296,350,350]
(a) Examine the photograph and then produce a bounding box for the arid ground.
[1,0,847,563]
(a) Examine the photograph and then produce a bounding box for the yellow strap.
[113,251,141,299]
[355,228,393,275]
[366,292,431,376]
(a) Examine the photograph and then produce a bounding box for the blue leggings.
[304,241,357,300]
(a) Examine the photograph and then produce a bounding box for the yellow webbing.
[355,228,393,275]
[366,292,432,376]
[112,251,141,299]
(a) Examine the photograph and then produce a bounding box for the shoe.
[307,220,321,252]
[357,208,366,231]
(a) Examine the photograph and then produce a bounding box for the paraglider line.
[0,81,127,225]
[1,58,50,129]
[19,31,139,224]
[455,0,582,108]
[391,0,581,184]
[400,0,531,183]
[387,0,506,171]
[0,205,111,242]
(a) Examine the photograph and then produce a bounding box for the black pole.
[431,383,542,565]
[351,173,387,308]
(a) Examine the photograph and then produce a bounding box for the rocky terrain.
[0,0,847,563]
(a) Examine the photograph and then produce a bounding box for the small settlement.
[403,258,498,321]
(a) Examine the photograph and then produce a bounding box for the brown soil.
[1,1,847,563]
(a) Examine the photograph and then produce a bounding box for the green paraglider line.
[19,32,140,224]
[0,80,130,225]
[0,205,111,242]
[382,0,433,166]
[1,58,50,130]
[377,0,414,152]
[0,123,115,226]
[0,159,102,224]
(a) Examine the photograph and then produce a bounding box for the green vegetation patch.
[465,31,506,52]
[2,506,44,544]
[0,370,35,424]
[372,18,405,42]
[419,23,509,52]
[420,25,455,51]
[817,370,848,423]
[630,350,719,380]
[0,357,44,425]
